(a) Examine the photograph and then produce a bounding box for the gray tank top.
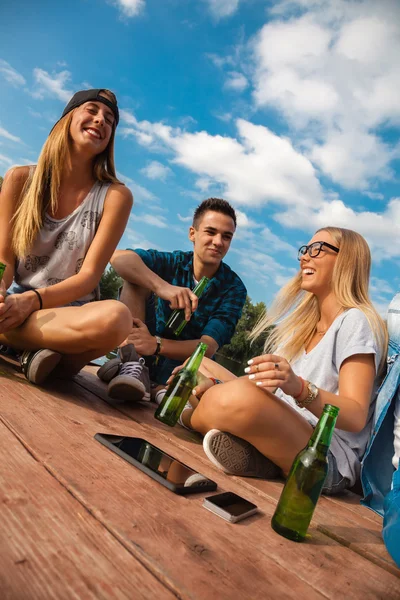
[15,180,110,304]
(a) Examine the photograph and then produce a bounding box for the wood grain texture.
[77,367,396,572]
[0,420,176,600]
[0,358,399,600]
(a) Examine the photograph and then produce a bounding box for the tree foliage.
[219,295,271,364]
[99,266,123,300]
[0,175,3,191]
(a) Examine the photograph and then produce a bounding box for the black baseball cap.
[58,88,119,126]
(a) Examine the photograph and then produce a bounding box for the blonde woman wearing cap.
[0,89,132,384]
[178,228,387,495]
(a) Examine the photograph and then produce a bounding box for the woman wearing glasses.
[180,227,387,495]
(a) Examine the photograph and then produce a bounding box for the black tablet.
[95,433,217,495]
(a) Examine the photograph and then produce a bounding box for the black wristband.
[32,289,43,310]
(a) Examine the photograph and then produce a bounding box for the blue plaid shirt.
[133,249,247,383]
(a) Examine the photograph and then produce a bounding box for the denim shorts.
[322,451,350,495]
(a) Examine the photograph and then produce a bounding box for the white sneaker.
[154,388,167,405]
[203,429,280,478]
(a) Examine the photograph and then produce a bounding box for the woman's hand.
[0,291,39,333]
[244,354,303,398]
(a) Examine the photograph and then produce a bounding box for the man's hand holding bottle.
[155,281,199,321]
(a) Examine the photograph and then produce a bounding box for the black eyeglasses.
[297,241,340,261]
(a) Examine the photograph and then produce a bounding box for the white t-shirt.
[275,308,381,486]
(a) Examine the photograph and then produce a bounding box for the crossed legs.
[0,300,131,375]
[191,376,313,475]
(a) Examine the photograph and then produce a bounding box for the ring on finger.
[255,364,259,373]
[274,362,279,370]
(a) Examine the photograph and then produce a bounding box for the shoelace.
[119,358,146,378]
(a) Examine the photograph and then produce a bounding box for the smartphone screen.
[95,434,217,494]
[204,492,257,520]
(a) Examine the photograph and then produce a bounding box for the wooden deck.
[0,355,399,600]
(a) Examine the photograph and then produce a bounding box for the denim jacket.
[361,294,400,516]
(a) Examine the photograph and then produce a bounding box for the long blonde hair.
[12,89,121,258]
[250,227,388,372]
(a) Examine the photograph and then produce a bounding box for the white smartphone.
[203,492,258,523]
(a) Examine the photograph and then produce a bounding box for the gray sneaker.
[97,345,139,383]
[107,344,151,402]
[203,429,280,478]
[20,349,62,385]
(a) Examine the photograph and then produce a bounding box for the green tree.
[99,265,123,300]
[219,296,271,364]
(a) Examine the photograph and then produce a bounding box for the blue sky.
[1,0,400,314]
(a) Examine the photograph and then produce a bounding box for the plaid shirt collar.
[183,252,224,290]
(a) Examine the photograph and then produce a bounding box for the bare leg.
[191,377,313,475]
[199,356,237,382]
[119,280,151,322]
[0,300,131,375]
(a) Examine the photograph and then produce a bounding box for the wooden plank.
[0,366,321,600]
[1,360,399,599]
[0,420,176,600]
[77,367,399,576]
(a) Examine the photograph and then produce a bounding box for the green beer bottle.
[271,403,339,542]
[155,342,208,427]
[0,262,6,282]
[163,276,209,339]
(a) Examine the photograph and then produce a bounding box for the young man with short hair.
[98,197,247,401]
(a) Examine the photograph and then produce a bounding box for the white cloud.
[310,129,395,189]
[117,172,157,203]
[260,227,297,255]
[18,157,36,165]
[122,226,162,251]
[274,196,400,261]
[215,112,233,123]
[140,160,172,181]
[371,298,390,318]
[238,250,297,288]
[0,60,25,87]
[120,70,400,260]
[171,120,322,208]
[224,71,248,92]
[235,210,259,229]
[207,53,235,69]
[362,191,385,201]
[0,126,22,143]
[111,0,145,17]
[0,153,14,166]
[204,0,240,19]
[120,110,322,208]
[32,69,73,102]
[28,108,42,119]
[178,214,192,223]
[132,214,168,228]
[252,1,400,189]
[370,276,395,297]
[195,177,212,192]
